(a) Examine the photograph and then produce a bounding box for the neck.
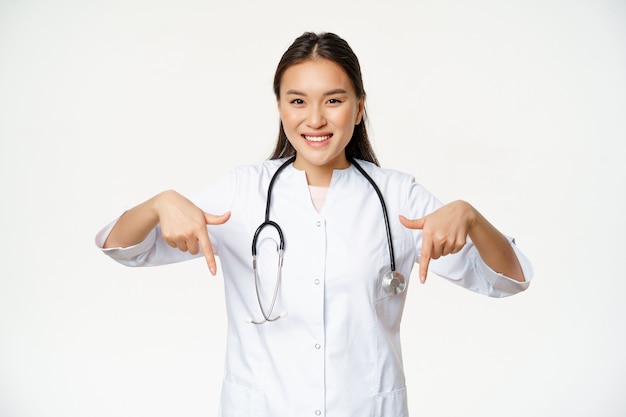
[305,169,333,187]
[293,155,350,187]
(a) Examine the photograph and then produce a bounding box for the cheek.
[279,109,300,131]
[335,108,359,128]
[281,112,296,126]
[280,112,303,143]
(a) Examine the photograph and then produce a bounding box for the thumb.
[399,214,425,230]
[204,211,231,225]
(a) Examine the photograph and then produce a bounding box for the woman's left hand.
[399,200,477,284]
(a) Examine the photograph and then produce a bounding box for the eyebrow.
[284,88,348,96]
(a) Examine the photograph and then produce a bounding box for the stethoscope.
[247,155,406,325]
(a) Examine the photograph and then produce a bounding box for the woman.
[96,32,532,417]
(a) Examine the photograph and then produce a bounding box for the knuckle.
[435,232,448,244]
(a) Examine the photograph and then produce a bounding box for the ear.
[355,95,366,125]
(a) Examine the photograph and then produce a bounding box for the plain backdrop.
[1,0,625,416]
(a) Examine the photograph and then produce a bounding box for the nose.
[306,105,326,129]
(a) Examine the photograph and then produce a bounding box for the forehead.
[280,58,354,95]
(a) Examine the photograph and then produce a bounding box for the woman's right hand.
[103,190,230,276]
[153,190,231,275]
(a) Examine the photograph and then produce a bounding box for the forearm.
[467,206,525,282]
[103,193,161,249]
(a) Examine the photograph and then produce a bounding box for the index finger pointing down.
[198,230,217,276]
[419,247,431,284]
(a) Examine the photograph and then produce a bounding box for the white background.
[1,0,625,416]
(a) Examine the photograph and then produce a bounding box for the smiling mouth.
[303,134,332,142]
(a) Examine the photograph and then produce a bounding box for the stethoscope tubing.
[249,155,404,324]
[249,156,295,324]
[347,156,397,273]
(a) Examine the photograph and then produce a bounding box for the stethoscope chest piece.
[382,271,406,295]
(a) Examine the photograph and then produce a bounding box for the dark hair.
[269,32,379,166]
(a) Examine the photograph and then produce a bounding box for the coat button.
[315,343,321,349]
[315,410,322,416]
[314,279,320,285]
[315,220,321,227]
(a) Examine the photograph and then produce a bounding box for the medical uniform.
[96,158,533,417]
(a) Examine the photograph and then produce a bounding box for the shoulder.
[351,159,416,189]
[230,158,289,175]
[227,158,292,182]
[192,159,293,211]
[351,159,440,214]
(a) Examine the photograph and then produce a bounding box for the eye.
[289,98,304,105]
[327,98,342,104]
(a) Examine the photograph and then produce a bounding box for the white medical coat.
[97,159,533,417]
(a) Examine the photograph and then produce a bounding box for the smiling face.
[277,58,365,185]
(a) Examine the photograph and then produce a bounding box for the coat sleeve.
[405,179,533,298]
[94,172,236,267]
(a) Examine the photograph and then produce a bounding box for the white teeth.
[304,135,331,142]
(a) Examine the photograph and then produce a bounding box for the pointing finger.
[419,238,432,284]
[198,229,217,276]
[199,212,230,275]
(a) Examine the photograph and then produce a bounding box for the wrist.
[150,190,175,221]
[454,200,479,231]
